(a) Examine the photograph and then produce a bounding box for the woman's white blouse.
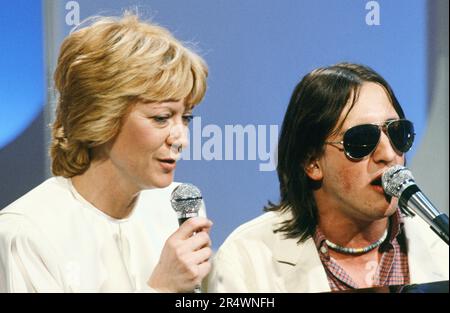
[0,177,205,292]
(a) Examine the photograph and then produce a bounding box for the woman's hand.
[148,217,213,292]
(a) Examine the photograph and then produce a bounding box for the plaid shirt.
[313,209,410,291]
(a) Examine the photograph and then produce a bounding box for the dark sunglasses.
[325,119,415,160]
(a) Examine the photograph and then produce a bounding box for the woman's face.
[106,99,192,191]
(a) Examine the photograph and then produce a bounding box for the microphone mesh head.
[381,165,415,197]
[170,183,202,218]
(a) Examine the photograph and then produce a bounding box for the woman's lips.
[158,158,176,171]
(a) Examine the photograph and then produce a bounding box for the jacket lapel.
[403,216,449,283]
[272,226,331,292]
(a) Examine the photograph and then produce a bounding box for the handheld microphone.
[382,165,449,245]
[170,183,203,225]
[170,183,203,292]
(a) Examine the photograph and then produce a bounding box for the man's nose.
[372,131,398,165]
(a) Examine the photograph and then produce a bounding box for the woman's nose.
[167,123,189,155]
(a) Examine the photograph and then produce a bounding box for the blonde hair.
[51,13,208,177]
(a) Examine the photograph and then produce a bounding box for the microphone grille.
[381,165,415,197]
[170,183,203,217]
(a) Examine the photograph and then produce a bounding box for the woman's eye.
[153,116,170,124]
[182,115,194,125]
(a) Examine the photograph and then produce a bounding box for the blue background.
[0,0,44,148]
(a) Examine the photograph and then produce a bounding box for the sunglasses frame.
[325,119,415,161]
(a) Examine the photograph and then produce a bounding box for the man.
[207,63,448,292]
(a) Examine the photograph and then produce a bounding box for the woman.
[207,63,448,292]
[0,13,212,292]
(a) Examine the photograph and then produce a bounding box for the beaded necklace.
[325,228,389,255]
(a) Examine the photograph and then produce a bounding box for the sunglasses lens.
[387,120,415,152]
[343,124,380,159]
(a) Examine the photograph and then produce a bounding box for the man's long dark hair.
[265,63,405,242]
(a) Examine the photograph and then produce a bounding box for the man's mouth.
[371,174,392,202]
[370,175,382,187]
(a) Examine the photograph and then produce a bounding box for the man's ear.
[304,158,323,181]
